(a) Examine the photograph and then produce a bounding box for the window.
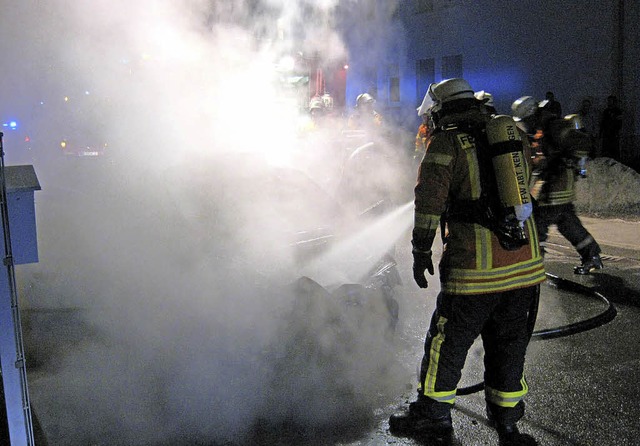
[416,58,435,104]
[390,78,400,103]
[366,66,378,100]
[387,63,400,102]
[442,54,463,80]
[388,63,400,103]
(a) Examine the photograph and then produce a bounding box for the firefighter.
[512,97,604,275]
[298,96,326,134]
[299,94,337,134]
[347,93,383,131]
[389,79,545,445]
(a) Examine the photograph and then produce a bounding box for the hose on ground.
[456,272,618,396]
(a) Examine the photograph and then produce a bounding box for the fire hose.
[456,272,618,396]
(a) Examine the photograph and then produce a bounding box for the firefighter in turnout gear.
[347,93,383,131]
[389,79,545,445]
[513,97,604,275]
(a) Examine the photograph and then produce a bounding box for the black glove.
[412,248,434,289]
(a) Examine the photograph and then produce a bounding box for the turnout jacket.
[531,124,589,207]
[535,164,577,206]
[413,111,546,295]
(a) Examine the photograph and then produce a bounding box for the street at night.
[1,1,639,445]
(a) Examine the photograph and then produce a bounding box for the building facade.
[340,0,639,168]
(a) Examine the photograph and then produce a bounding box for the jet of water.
[302,201,414,286]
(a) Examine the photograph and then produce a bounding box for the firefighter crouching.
[389,78,545,445]
[512,97,604,275]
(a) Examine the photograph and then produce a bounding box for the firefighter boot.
[574,254,604,275]
[487,402,537,446]
[489,421,538,446]
[389,401,453,440]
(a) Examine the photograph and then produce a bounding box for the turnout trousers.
[535,203,601,260]
[417,285,540,425]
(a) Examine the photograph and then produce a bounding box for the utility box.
[5,165,40,263]
[0,164,40,445]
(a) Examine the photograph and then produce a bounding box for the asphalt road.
[5,152,640,446]
[346,219,640,446]
[13,217,639,446]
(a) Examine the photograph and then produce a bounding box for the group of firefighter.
[302,91,385,135]
[310,79,605,445]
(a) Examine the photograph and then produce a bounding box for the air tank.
[486,114,533,225]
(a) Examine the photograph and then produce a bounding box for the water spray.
[301,201,413,286]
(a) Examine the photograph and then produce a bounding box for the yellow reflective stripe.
[540,199,574,206]
[442,269,546,294]
[424,389,456,404]
[442,258,546,294]
[543,170,576,205]
[526,219,540,258]
[475,224,491,269]
[415,212,440,231]
[547,190,574,200]
[575,235,595,250]
[426,153,453,166]
[485,376,529,408]
[447,257,544,280]
[423,316,448,399]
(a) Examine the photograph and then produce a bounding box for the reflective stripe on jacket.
[538,166,576,206]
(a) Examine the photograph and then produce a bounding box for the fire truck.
[275,50,348,115]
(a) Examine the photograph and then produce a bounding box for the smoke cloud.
[3,1,415,444]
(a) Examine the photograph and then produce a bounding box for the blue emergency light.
[2,120,18,130]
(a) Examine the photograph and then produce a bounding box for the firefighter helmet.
[475,90,494,107]
[511,96,538,121]
[476,90,497,115]
[564,113,585,130]
[428,78,475,112]
[417,90,435,116]
[309,96,324,111]
[321,93,334,110]
[356,93,375,108]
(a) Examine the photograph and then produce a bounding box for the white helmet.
[511,96,538,121]
[309,96,324,111]
[356,93,375,108]
[474,90,494,107]
[428,78,475,112]
[564,114,585,130]
[417,90,435,116]
[321,93,334,110]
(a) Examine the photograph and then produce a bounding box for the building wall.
[621,0,638,166]
[340,0,638,166]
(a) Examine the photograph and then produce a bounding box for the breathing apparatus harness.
[433,110,532,251]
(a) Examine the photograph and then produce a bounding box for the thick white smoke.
[4,1,415,444]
